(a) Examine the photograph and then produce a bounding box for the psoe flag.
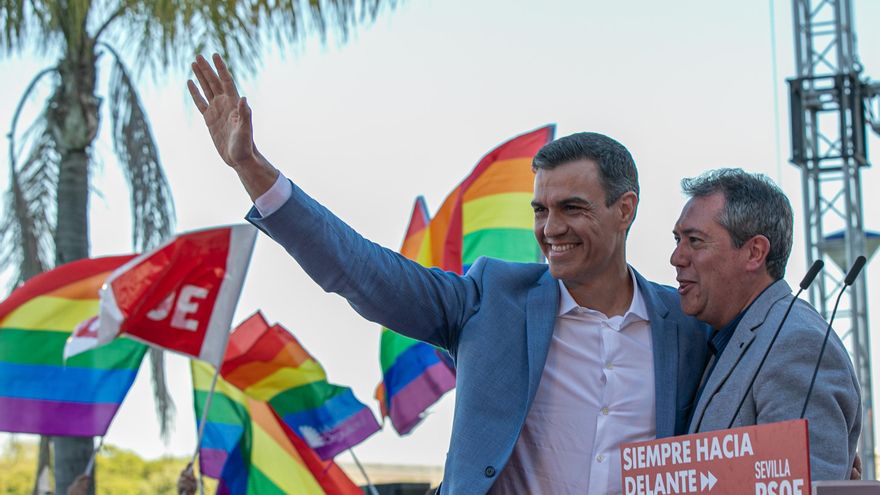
[63,316,100,361]
[98,225,257,367]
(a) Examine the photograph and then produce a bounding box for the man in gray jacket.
[671,168,861,480]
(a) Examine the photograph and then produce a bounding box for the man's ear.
[616,191,638,231]
[744,235,772,272]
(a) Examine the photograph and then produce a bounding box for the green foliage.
[0,438,36,494]
[0,438,218,494]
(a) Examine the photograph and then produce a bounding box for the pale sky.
[1,0,880,469]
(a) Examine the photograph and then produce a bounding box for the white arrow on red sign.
[700,471,718,491]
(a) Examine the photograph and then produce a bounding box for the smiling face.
[532,159,636,291]
[670,193,755,329]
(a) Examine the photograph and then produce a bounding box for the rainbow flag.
[0,256,147,436]
[428,125,554,273]
[192,361,362,495]
[219,312,380,460]
[376,126,555,434]
[375,198,456,435]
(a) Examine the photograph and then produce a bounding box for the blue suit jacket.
[248,182,710,494]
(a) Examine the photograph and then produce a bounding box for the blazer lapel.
[525,269,559,405]
[634,270,677,438]
[689,280,792,432]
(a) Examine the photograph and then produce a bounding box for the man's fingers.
[191,62,215,101]
[239,97,251,124]
[195,54,224,98]
[213,53,240,99]
[186,80,208,114]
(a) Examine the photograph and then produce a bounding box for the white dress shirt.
[489,274,655,494]
[253,172,292,217]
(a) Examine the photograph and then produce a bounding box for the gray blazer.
[248,181,711,494]
[688,279,861,480]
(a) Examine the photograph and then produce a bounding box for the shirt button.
[605,362,614,370]
[597,454,605,462]
[485,466,496,477]
[601,407,609,415]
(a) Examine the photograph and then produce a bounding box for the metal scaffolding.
[788,0,879,479]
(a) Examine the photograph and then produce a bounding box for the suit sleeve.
[246,180,481,352]
[752,310,862,480]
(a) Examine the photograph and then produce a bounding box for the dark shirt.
[693,283,775,408]
[693,311,745,406]
[709,312,744,364]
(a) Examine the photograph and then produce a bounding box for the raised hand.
[187,53,279,200]
[187,54,257,169]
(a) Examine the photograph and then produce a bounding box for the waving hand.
[188,54,278,199]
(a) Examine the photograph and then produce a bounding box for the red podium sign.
[620,419,811,495]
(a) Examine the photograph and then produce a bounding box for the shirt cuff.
[254,172,292,217]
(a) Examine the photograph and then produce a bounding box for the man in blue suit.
[188,54,709,494]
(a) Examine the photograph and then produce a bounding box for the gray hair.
[681,168,793,280]
[532,132,639,206]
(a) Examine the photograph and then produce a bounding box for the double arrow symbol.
[700,471,718,491]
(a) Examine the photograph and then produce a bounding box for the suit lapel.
[689,280,792,432]
[635,270,677,438]
[525,270,559,405]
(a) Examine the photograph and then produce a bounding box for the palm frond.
[105,43,177,437]
[1,67,59,288]
[105,43,176,251]
[148,347,175,439]
[100,0,397,76]
[0,1,69,56]
[0,126,59,286]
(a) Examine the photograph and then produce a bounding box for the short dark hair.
[532,132,639,206]
[681,168,793,280]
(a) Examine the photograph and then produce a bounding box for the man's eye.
[689,237,703,245]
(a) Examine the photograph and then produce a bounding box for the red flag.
[63,316,100,361]
[98,225,257,366]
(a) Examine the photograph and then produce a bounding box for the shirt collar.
[709,311,743,357]
[557,268,650,323]
[709,281,776,356]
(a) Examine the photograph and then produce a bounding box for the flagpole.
[349,448,380,495]
[84,436,105,475]
[191,364,222,466]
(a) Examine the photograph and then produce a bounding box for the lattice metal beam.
[789,0,875,479]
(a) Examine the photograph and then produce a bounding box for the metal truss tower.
[788,0,880,479]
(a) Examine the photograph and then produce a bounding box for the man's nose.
[670,243,686,268]
[543,211,567,238]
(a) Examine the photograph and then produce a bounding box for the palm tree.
[1,1,391,493]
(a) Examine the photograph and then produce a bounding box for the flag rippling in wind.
[376,125,555,434]
[0,256,146,436]
[374,197,456,435]
[220,312,380,460]
[98,224,256,367]
[192,361,361,495]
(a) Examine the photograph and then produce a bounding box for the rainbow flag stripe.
[0,256,146,436]
[375,198,456,435]
[193,361,361,495]
[376,126,554,435]
[429,125,554,273]
[220,313,380,460]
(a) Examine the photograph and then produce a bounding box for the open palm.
[188,54,256,168]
